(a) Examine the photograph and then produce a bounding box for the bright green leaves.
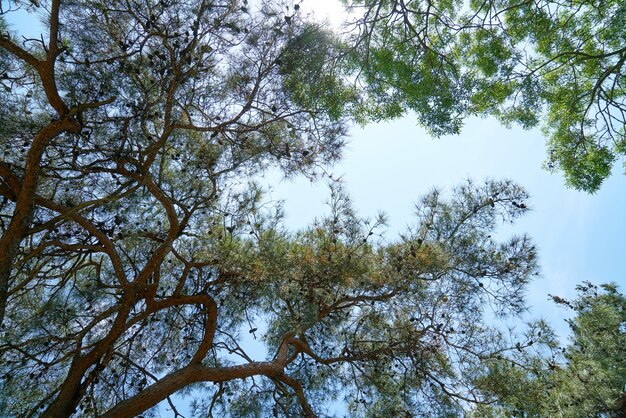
[547,130,615,192]
[360,45,469,135]
[344,0,470,135]
[462,29,514,79]
[473,0,626,192]
[344,0,626,191]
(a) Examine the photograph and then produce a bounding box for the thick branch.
[276,374,318,418]
[101,345,291,418]
[0,117,80,325]
[0,35,42,68]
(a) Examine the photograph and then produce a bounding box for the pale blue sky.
[267,114,626,336]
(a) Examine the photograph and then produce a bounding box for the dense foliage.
[0,0,623,416]
[474,283,626,417]
[343,0,626,191]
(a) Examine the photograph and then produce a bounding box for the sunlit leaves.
[344,0,626,191]
[279,24,359,121]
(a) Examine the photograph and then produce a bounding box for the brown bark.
[100,358,288,418]
[277,374,318,418]
[0,117,80,324]
[41,293,218,417]
[40,301,133,418]
[97,336,293,418]
[0,0,79,324]
[616,392,626,418]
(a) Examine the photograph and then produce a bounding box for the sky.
[267,114,626,338]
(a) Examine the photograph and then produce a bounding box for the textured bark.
[41,294,218,417]
[98,335,292,418]
[40,300,133,418]
[277,374,318,418]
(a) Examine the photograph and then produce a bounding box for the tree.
[0,0,348,415]
[0,149,544,415]
[0,0,351,326]
[0,1,597,417]
[0,3,543,411]
[342,0,626,192]
[473,282,626,417]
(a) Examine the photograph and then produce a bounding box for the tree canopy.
[342,0,626,191]
[0,0,624,417]
[474,282,626,417]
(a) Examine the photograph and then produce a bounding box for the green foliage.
[473,283,626,417]
[343,0,626,191]
[279,24,359,121]
[1,0,621,416]
[188,179,540,417]
[344,0,470,135]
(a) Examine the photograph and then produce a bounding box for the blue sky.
[267,114,626,337]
